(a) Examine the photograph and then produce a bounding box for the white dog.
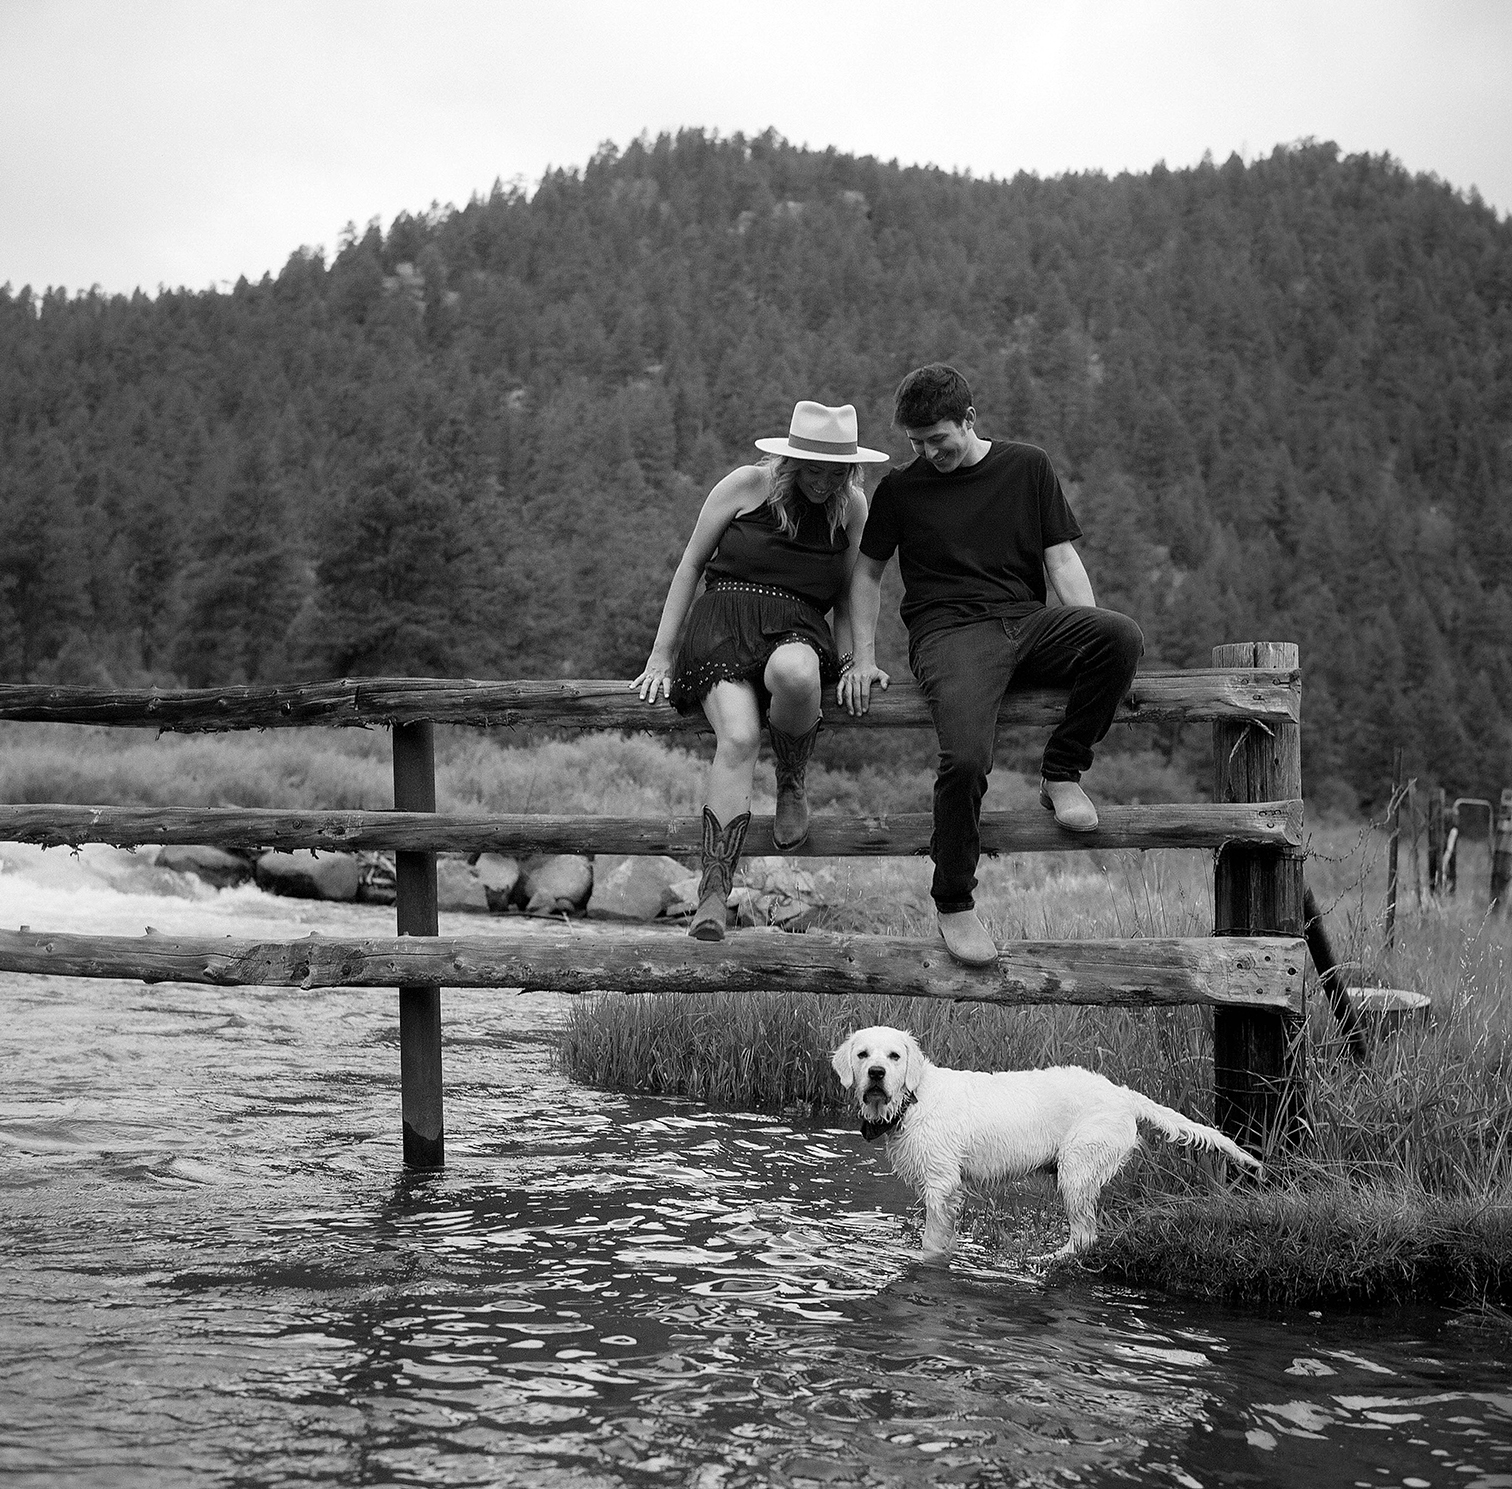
[831,1024,1262,1264]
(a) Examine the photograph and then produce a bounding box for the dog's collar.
[860,1088,917,1143]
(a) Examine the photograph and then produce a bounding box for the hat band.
[787,432,858,456]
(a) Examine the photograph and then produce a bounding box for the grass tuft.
[1089,1183,1512,1308]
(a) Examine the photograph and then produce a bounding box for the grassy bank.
[559,818,1512,1309]
[1092,1185,1512,1309]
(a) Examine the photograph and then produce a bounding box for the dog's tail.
[1132,1095,1264,1177]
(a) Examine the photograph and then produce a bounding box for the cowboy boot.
[689,806,751,942]
[768,718,822,850]
[1039,776,1099,833]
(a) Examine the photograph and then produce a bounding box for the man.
[840,364,1143,967]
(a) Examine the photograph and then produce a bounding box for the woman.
[633,400,889,940]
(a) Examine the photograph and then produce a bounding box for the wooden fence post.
[1494,788,1512,916]
[394,721,443,1169]
[1212,642,1305,1153]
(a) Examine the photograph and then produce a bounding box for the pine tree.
[174,439,307,685]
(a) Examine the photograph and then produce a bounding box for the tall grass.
[0,721,1202,820]
[0,721,941,818]
[0,722,396,810]
[561,846,1223,1118]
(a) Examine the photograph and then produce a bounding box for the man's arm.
[827,487,871,661]
[1044,541,1096,608]
[838,552,890,714]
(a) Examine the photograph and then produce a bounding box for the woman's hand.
[839,661,889,715]
[633,657,675,704]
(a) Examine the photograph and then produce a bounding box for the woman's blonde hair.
[759,456,862,542]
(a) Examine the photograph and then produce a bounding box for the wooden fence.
[0,641,1307,1169]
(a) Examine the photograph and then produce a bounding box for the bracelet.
[838,653,854,676]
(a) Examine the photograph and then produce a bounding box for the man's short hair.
[893,364,973,429]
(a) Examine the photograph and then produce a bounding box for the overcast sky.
[3,0,1509,298]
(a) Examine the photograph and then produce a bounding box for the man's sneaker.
[937,909,998,967]
[1039,777,1099,833]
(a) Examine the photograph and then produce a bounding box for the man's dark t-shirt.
[860,439,1082,641]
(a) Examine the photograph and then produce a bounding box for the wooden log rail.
[0,668,1299,733]
[0,799,1305,856]
[0,927,1305,1012]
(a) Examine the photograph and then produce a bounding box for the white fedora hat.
[755,401,890,464]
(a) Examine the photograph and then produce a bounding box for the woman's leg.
[700,679,764,820]
[763,642,822,734]
[763,642,824,850]
[690,680,761,941]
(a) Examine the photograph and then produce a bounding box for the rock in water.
[587,854,690,920]
[519,854,593,915]
[726,856,827,932]
[436,856,489,912]
[255,850,361,902]
[156,845,254,889]
[473,853,521,911]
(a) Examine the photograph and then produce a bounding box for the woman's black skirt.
[669,581,840,719]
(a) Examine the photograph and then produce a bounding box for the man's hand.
[839,661,889,714]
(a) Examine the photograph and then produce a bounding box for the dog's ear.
[830,1033,857,1089]
[900,1030,925,1092]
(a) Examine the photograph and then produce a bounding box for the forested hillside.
[1,130,1509,806]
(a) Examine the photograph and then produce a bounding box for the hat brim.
[754,437,891,464]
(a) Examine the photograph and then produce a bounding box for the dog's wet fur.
[832,1024,1262,1265]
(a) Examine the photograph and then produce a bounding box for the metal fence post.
[1428,787,1445,897]
[394,721,443,1168]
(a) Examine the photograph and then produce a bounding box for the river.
[3,844,1511,1487]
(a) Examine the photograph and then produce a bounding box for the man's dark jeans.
[910,606,1144,913]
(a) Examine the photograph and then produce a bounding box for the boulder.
[254,850,361,902]
[473,853,521,911]
[587,854,690,921]
[665,873,703,917]
[519,854,593,916]
[436,856,489,913]
[727,856,827,932]
[741,857,824,903]
[156,844,254,889]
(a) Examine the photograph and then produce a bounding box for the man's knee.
[1101,611,1144,676]
[937,741,994,788]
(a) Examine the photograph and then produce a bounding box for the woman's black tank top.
[704,498,848,611]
